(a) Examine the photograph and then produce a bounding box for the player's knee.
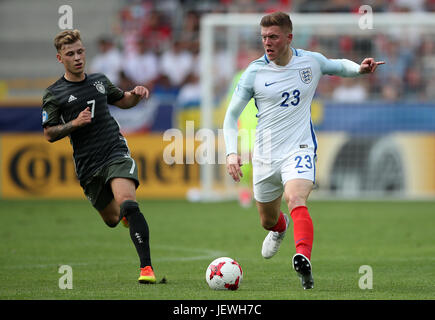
[116,194,136,208]
[120,199,140,217]
[286,194,306,211]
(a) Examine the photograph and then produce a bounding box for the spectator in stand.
[375,36,413,98]
[90,36,123,85]
[425,0,435,11]
[141,10,172,53]
[175,72,201,130]
[420,36,435,96]
[324,0,356,12]
[404,66,425,101]
[123,39,159,89]
[381,83,400,101]
[189,39,201,78]
[425,78,435,100]
[179,10,200,44]
[160,40,194,88]
[390,0,426,12]
[332,77,368,102]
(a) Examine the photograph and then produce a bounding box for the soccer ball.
[205,257,243,290]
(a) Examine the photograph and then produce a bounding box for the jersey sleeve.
[224,59,264,155]
[223,94,250,155]
[42,89,61,128]
[103,75,124,104]
[300,49,361,77]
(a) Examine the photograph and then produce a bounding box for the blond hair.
[260,12,293,33]
[54,29,82,52]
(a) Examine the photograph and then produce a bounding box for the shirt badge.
[299,67,313,84]
[93,81,106,94]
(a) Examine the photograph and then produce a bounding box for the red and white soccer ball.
[205,257,243,290]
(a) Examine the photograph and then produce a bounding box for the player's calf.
[120,200,153,274]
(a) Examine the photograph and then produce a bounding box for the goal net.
[195,12,435,201]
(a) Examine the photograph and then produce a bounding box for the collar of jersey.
[268,47,298,69]
[62,73,88,84]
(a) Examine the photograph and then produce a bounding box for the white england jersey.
[224,47,360,160]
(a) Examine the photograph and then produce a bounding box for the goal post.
[197,12,435,201]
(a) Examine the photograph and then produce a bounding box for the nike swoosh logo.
[298,170,308,174]
[296,238,307,245]
[265,82,277,87]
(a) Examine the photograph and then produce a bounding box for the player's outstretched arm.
[359,58,385,74]
[44,107,91,142]
[113,86,150,109]
[305,50,385,77]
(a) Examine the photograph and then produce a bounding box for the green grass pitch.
[0,199,434,300]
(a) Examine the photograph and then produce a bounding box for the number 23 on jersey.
[280,89,300,107]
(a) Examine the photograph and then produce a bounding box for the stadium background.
[0,0,434,200]
[0,0,435,303]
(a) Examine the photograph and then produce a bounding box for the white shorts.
[252,150,316,203]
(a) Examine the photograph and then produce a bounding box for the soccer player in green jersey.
[42,29,155,284]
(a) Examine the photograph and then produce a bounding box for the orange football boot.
[138,266,156,284]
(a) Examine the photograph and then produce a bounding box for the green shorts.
[82,157,139,211]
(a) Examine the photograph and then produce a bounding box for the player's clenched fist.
[226,153,243,182]
[73,106,92,127]
[129,86,150,99]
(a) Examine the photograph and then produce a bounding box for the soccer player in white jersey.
[223,12,384,289]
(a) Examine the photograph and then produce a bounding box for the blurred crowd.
[89,0,435,133]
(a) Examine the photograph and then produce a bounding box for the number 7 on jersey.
[87,99,95,118]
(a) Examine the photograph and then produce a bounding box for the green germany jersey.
[42,73,130,184]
